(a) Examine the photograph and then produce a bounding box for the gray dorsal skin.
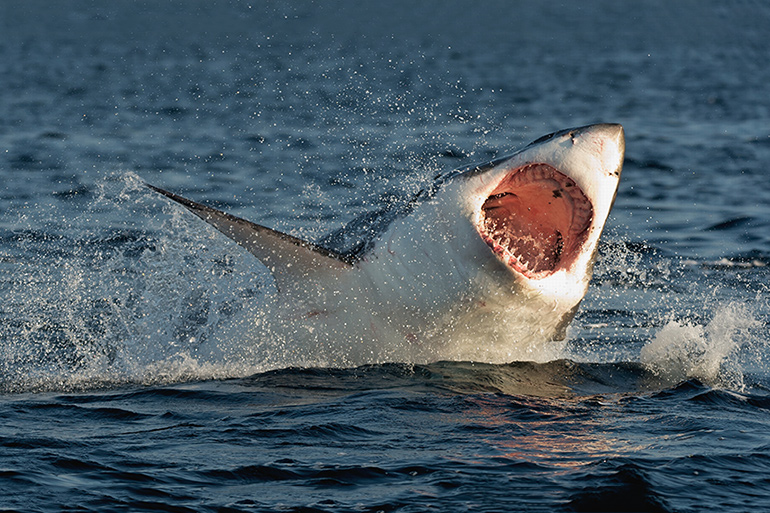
[146,185,353,292]
[316,158,510,259]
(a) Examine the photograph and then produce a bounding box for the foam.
[0,172,275,393]
[639,303,761,390]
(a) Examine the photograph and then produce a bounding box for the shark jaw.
[478,162,593,279]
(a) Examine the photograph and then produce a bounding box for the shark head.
[435,123,624,320]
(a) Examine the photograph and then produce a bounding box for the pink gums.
[479,163,593,278]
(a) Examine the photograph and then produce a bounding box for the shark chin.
[148,123,624,366]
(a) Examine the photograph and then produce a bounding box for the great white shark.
[148,123,624,364]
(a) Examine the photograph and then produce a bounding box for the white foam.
[0,172,277,392]
[639,303,761,390]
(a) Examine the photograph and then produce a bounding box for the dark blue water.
[2,1,770,511]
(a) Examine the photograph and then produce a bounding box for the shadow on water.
[239,359,678,400]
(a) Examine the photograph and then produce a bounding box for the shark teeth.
[479,163,593,279]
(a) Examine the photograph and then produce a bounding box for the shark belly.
[261,196,578,365]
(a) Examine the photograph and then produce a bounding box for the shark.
[148,123,624,365]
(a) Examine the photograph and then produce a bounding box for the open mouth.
[479,163,593,278]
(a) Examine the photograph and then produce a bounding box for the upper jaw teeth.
[478,163,594,277]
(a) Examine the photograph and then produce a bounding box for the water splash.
[0,172,274,393]
[639,303,761,390]
[2,170,767,394]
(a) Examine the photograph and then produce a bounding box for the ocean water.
[2,1,770,511]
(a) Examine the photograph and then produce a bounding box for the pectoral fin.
[147,185,354,292]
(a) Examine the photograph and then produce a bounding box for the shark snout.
[583,123,625,177]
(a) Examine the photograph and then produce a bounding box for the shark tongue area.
[480,163,593,278]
